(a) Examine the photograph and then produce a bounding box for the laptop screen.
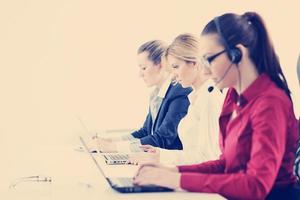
[79,136,107,179]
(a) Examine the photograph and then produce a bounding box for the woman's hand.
[133,163,181,189]
[87,138,117,153]
[126,145,160,165]
[127,152,159,165]
[139,145,158,153]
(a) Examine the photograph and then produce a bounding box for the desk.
[2,141,226,200]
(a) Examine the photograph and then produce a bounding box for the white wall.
[0,0,299,190]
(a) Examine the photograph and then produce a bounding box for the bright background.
[0,0,299,192]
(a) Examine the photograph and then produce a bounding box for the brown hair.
[201,12,291,99]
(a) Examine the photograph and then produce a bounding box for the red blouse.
[178,74,298,200]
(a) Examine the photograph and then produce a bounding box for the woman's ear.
[153,63,164,73]
[154,63,162,69]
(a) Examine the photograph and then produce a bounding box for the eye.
[171,64,179,69]
[140,66,147,70]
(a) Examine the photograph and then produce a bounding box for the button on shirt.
[178,74,299,200]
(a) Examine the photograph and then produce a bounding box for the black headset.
[214,17,242,64]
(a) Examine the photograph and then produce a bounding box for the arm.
[138,96,189,148]
[103,134,136,142]
[94,113,150,153]
[98,117,150,142]
[178,159,225,173]
[114,113,152,153]
[160,149,217,166]
[159,149,185,165]
[179,98,288,200]
[131,112,151,139]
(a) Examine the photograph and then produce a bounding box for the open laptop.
[79,136,173,193]
[102,153,129,165]
[77,117,131,165]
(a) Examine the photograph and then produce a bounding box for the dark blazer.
[131,83,192,150]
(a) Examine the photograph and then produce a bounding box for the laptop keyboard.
[107,154,129,161]
[110,177,134,187]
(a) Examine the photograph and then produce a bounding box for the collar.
[240,73,272,104]
[188,80,212,104]
[222,73,272,114]
[156,75,172,99]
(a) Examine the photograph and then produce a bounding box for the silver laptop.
[79,136,173,193]
[77,117,130,165]
[103,153,129,165]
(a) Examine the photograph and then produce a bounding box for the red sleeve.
[179,97,288,200]
[178,159,225,173]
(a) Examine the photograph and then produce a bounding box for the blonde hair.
[138,40,168,65]
[165,33,200,63]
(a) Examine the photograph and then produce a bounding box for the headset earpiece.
[229,47,242,64]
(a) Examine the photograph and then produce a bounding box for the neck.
[234,61,259,95]
[156,72,169,89]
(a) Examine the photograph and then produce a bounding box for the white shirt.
[149,76,171,134]
[159,81,224,165]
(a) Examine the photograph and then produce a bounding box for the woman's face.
[167,55,198,88]
[137,52,163,87]
[199,34,238,89]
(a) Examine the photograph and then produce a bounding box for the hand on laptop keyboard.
[127,151,160,165]
[139,145,158,153]
[133,163,180,189]
[87,137,118,153]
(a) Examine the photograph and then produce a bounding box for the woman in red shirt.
[133,12,299,200]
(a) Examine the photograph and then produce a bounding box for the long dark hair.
[201,12,291,99]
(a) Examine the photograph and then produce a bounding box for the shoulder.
[251,85,293,119]
[256,85,291,108]
[167,83,192,98]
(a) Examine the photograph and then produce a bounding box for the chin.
[216,83,226,90]
[180,81,192,88]
[181,83,189,88]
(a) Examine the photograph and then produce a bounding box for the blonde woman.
[128,33,224,165]
[89,40,192,153]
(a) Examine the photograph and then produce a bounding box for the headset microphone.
[207,63,234,93]
[208,86,214,92]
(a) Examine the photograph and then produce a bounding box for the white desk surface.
[1,136,226,200]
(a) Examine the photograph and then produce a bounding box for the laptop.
[77,117,130,165]
[79,136,173,193]
[103,153,129,165]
